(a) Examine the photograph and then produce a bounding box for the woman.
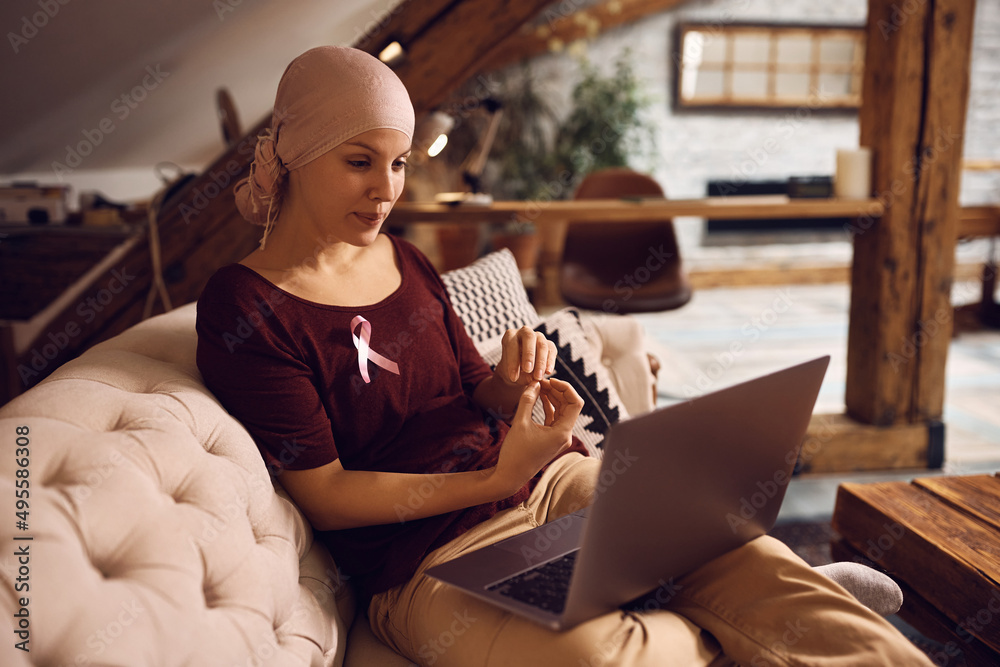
[196,46,932,666]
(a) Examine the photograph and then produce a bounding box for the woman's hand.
[472,327,559,424]
[496,326,558,387]
[491,378,584,497]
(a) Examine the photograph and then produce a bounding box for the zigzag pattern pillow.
[440,249,540,348]
[443,252,627,456]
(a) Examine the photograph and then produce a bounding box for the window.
[675,23,865,110]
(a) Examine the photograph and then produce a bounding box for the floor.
[622,278,1000,524]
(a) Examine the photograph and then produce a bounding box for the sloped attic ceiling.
[0,0,693,195]
[0,0,405,177]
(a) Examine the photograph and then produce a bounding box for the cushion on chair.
[440,248,541,349]
[576,311,657,418]
[478,308,629,457]
[442,251,633,456]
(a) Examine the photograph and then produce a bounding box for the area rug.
[768,520,970,666]
[768,520,836,567]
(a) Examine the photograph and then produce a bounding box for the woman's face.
[287,127,411,247]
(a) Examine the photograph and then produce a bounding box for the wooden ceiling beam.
[478,0,692,72]
[352,0,457,55]
[358,0,555,114]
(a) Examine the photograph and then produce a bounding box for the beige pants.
[369,453,932,667]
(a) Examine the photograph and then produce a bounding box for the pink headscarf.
[234,46,415,247]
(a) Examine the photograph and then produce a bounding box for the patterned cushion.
[441,249,540,349]
[442,252,627,456]
[478,308,629,457]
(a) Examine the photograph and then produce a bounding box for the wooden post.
[845,0,976,433]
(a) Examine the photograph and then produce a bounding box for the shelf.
[391,198,999,242]
[389,195,886,225]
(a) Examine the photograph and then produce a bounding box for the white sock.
[814,562,903,616]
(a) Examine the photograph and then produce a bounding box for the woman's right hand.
[492,378,584,497]
[277,378,584,531]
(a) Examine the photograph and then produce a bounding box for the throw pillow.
[478,308,629,458]
[440,248,540,352]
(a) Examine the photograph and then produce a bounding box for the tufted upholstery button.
[0,304,346,666]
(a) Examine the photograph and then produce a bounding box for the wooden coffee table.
[832,474,1000,666]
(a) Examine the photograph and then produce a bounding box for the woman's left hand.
[496,326,557,387]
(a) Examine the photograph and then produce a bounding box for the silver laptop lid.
[561,356,829,627]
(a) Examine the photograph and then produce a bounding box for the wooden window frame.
[673,22,865,111]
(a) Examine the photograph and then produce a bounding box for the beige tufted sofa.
[0,295,656,666]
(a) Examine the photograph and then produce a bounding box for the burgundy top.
[196,235,554,598]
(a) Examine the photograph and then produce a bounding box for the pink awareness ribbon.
[351,315,400,384]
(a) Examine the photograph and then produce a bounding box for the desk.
[390,195,887,304]
[391,196,998,301]
[389,195,886,225]
[391,197,996,234]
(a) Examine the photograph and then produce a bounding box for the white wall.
[516,0,998,255]
[962,0,1000,205]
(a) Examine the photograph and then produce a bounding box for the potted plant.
[431,51,657,275]
[487,51,658,284]
[550,53,658,184]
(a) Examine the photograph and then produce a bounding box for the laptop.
[426,356,830,630]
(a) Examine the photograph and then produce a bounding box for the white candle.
[835,148,873,199]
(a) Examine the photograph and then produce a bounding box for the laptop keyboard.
[486,550,578,614]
